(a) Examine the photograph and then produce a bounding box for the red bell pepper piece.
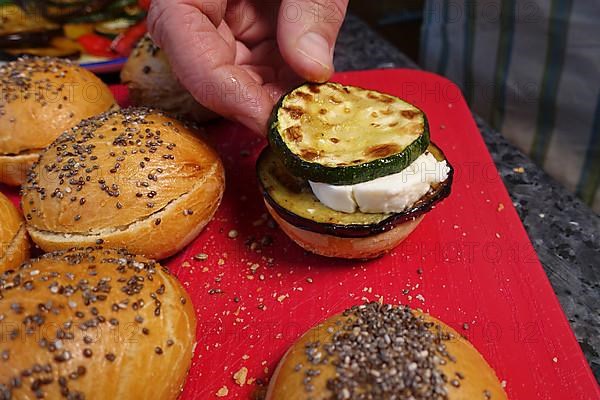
[77,33,116,58]
[111,21,148,57]
[138,0,151,11]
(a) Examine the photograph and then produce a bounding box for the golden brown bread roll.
[267,303,507,400]
[266,202,424,259]
[0,57,117,186]
[0,247,196,399]
[121,34,217,123]
[21,107,225,259]
[0,192,30,272]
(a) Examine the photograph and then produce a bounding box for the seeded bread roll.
[0,57,117,186]
[120,34,217,123]
[0,247,196,399]
[267,303,507,400]
[21,107,225,260]
[0,192,30,272]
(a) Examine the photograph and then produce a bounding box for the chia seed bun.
[267,303,507,400]
[0,247,196,399]
[21,107,225,260]
[0,192,29,272]
[0,57,117,186]
[121,34,217,123]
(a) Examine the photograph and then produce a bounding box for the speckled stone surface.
[334,14,600,380]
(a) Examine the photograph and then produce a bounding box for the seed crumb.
[233,366,248,386]
[513,166,525,174]
[194,253,209,261]
[228,230,238,239]
[277,294,289,303]
[216,386,229,397]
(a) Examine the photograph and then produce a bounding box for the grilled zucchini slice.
[268,82,430,185]
[257,144,452,238]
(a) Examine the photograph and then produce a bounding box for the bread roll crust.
[121,35,216,123]
[0,247,196,400]
[0,152,40,186]
[267,303,507,400]
[0,192,30,272]
[0,57,116,185]
[21,108,225,259]
[265,202,424,259]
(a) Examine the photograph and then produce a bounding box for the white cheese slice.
[309,152,450,214]
[309,181,357,213]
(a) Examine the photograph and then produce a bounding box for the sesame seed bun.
[265,202,424,259]
[21,107,225,260]
[121,34,217,123]
[267,303,507,400]
[0,57,117,186]
[0,247,196,399]
[0,192,30,272]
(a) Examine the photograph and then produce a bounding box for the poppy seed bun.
[121,35,216,123]
[0,247,196,400]
[21,107,225,259]
[0,192,30,272]
[0,57,117,185]
[265,202,424,259]
[267,303,507,400]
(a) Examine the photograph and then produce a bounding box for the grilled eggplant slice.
[268,82,430,185]
[257,143,453,238]
[0,4,61,48]
[2,37,81,60]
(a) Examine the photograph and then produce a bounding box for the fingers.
[148,0,226,37]
[224,0,277,47]
[277,0,349,82]
[147,0,276,134]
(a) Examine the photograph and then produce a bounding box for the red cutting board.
[2,69,598,399]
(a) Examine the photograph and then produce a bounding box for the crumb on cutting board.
[233,366,249,386]
[216,386,229,397]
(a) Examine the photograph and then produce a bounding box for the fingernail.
[297,32,332,72]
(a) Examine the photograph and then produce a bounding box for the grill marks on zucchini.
[278,83,423,167]
[365,143,402,158]
[268,82,430,185]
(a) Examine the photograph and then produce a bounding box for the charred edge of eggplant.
[258,147,454,239]
[267,83,431,186]
[0,29,63,50]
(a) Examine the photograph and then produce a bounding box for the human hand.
[147,0,349,134]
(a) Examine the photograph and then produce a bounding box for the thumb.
[277,0,349,83]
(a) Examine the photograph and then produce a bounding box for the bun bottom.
[0,152,39,186]
[265,202,424,259]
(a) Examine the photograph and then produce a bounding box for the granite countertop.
[334,14,600,380]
